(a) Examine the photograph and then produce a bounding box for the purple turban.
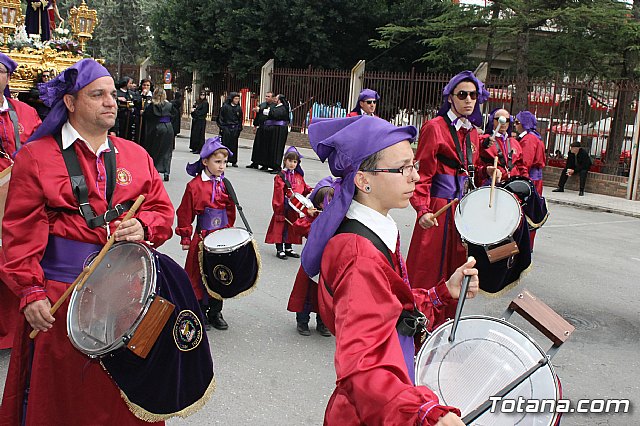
[308,175,336,208]
[515,111,542,139]
[186,136,233,176]
[484,107,513,137]
[301,115,417,277]
[0,52,18,99]
[350,88,380,114]
[283,145,305,176]
[28,59,112,142]
[437,71,489,127]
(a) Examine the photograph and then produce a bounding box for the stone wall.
[543,166,628,198]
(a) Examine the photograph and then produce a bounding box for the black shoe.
[552,188,564,192]
[316,323,332,337]
[164,174,169,182]
[285,249,300,258]
[258,165,267,171]
[297,323,311,336]
[209,312,229,330]
[276,251,288,260]
[579,190,585,196]
[246,163,258,169]
[269,169,279,174]
[232,163,238,168]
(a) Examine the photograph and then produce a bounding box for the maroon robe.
[519,132,546,195]
[286,215,316,313]
[476,134,527,185]
[265,170,311,245]
[175,175,236,301]
[406,116,479,323]
[318,233,461,425]
[0,134,173,425]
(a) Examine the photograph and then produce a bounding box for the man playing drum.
[406,71,491,324]
[0,52,42,350]
[0,59,174,425]
[302,115,479,426]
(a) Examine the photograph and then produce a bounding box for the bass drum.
[415,316,561,426]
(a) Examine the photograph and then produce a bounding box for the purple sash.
[431,174,467,200]
[197,207,229,231]
[40,236,102,283]
[529,167,543,181]
[158,116,171,123]
[264,120,287,126]
[399,334,416,384]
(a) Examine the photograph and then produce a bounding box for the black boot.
[199,302,211,331]
[296,322,311,336]
[208,311,229,330]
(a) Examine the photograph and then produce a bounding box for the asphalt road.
[1,135,638,425]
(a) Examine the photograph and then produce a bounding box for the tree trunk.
[483,4,501,74]
[512,29,530,114]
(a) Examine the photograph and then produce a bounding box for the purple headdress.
[0,53,18,99]
[186,136,234,177]
[437,70,490,127]
[516,111,542,139]
[301,115,417,277]
[351,88,380,114]
[283,146,305,176]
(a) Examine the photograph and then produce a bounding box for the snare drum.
[288,192,314,217]
[415,316,561,426]
[201,227,260,299]
[67,242,215,420]
[455,186,532,294]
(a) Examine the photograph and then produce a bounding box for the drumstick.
[432,198,458,219]
[0,165,12,180]
[489,156,498,208]
[285,218,294,226]
[29,195,145,339]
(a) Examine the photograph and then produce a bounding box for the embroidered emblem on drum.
[213,264,233,285]
[173,310,203,352]
[116,168,132,186]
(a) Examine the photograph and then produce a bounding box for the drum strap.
[54,133,134,229]
[327,219,425,337]
[277,171,292,191]
[222,177,253,234]
[7,100,22,152]
[442,114,474,176]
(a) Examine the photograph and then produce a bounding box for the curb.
[545,198,640,219]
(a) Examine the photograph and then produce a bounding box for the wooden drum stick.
[30,195,146,339]
[432,198,458,219]
[489,156,499,208]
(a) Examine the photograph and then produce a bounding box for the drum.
[415,315,561,426]
[202,227,260,299]
[456,186,531,294]
[288,192,314,217]
[67,242,215,421]
[502,176,549,231]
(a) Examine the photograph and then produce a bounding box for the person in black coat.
[263,94,291,174]
[247,91,275,169]
[190,91,209,153]
[115,77,136,140]
[171,88,184,136]
[553,141,592,196]
[217,91,243,167]
[143,87,175,181]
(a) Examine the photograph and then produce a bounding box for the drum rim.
[66,242,157,357]
[203,227,252,253]
[454,187,523,246]
[502,176,534,203]
[415,315,559,424]
[288,193,314,216]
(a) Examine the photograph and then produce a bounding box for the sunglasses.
[455,90,478,100]
[364,100,377,105]
[514,120,521,125]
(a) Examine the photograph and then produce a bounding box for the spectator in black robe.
[135,79,153,145]
[217,91,243,167]
[143,87,175,181]
[263,94,290,174]
[247,91,275,169]
[190,91,209,153]
[115,77,136,140]
[171,88,184,137]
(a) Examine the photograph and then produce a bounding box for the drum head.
[415,316,559,425]
[203,227,251,253]
[455,187,522,245]
[67,242,156,357]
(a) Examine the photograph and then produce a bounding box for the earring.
[364,185,371,193]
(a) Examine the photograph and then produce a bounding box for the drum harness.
[481,135,513,179]
[54,134,135,238]
[439,114,476,196]
[222,177,253,234]
[325,219,428,340]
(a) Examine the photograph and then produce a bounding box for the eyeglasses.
[514,120,521,125]
[455,90,478,100]
[364,100,377,105]
[362,161,419,177]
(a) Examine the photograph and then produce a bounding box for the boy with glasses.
[406,71,490,324]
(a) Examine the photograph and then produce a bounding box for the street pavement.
[1,132,638,425]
